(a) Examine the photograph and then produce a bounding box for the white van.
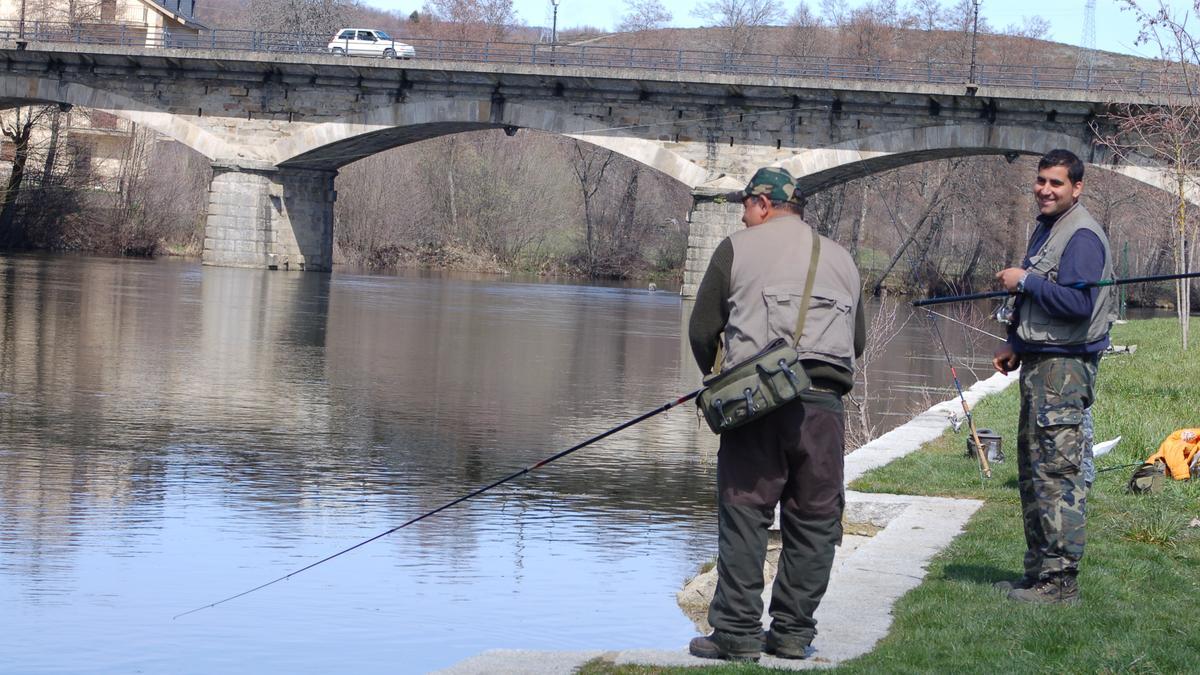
[327,29,416,59]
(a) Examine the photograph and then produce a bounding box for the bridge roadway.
[0,39,1183,295]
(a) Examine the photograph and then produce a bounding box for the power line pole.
[969,0,981,85]
[551,0,560,46]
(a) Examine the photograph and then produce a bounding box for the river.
[0,253,997,674]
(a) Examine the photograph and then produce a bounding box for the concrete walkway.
[434,372,1019,674]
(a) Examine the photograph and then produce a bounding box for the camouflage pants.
[1017,353,1097,578]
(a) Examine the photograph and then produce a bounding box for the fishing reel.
[993,303,1015,326]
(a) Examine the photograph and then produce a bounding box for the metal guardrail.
[1,20,1193,96]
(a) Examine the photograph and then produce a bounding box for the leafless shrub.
[1095,0,1200,346]
[846,290,914,449]
[420,0,519,41]
[247,0,357,36]
[691,0,772,56]
[618,0,673,32]
[784,1,824,58]
[54,129,209,256]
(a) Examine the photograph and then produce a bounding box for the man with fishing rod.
[991,148,1117,605]
[686,167,865,661]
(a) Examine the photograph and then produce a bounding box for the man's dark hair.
[1038,149,1085,183]
[769,198,805,216]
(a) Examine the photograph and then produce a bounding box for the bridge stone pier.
[0,41,1184,289]
[206,164,336,271]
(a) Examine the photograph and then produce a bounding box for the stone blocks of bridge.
[203,166,336,273]
[682,197,745,299]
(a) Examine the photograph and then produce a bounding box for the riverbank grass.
[580,317,1200,674]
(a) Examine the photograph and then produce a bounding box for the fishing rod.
[922,308,1006,342]
[872,191,992,480]
[1096,460,1145,474]
[912,271,1200,308]
[868,189,992,480]
[927,309,992,480]
[174,387,704,620]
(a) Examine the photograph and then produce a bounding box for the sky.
[368,0,1185,59]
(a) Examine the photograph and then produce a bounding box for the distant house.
[0,0,211,181]
[0,0,207,45]
[0,0,208,183]
[0,1,211,184]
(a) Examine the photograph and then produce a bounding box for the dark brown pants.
[707,391,845,646]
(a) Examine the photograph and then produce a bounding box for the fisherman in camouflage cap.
[688,167,865,661]
[722,166,807,207]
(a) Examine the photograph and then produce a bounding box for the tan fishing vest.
[722,215,861,372]
[1006,203,1117,346]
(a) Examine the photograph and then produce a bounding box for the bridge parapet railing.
[971,62,1178,94]
[3,20,150,47]
[1,20,1194,97]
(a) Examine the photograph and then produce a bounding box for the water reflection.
[0,254,1001,673]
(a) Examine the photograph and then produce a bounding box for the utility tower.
[1077,0,1097,84]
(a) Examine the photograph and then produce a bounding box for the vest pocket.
[763,284,854,361]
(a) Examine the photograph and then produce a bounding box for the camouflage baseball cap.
[723,167,803,204]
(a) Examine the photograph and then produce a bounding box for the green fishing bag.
[696,338,811,433]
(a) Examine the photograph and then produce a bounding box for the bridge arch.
[683,123,1196,298]
[781,123,1186,201]
[0,75,238,161]
[270,98,709,187]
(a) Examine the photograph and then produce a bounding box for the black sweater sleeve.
[688,238,733,374]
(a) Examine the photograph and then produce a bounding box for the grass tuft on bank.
[580,318,1200,674]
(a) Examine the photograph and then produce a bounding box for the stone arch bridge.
[0,42,1181,296]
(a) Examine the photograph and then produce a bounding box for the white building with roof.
[0,0,205,46]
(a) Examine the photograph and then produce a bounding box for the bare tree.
[836,0,911,60]
[334,129,569,270]
[808,182,846,238]
[569,140,615,274]
[0,106,56,246]
[943,0,991,34]
[819,0,849,26]
[785,0,823,58]
[910,0,945,31]
[942,0,992,63]
[423,130,559,265]
[422,0,518,41]
[691,0,772,55]
[618,0,672,32]
[21,0,105,23]
[846,291,912,449]
[1002,15,1052,40]
[589,167,643,276]
[248,0,359,37]
[106,122,161,255]
[872,163,957,293]
[50,123,209,256]
[847,180,869,261]
[1098,0,1200,348]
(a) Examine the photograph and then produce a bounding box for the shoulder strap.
[709,226,822,374]
[792,229,821,348]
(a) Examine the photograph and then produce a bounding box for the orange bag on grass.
[1144,429,1200,480]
